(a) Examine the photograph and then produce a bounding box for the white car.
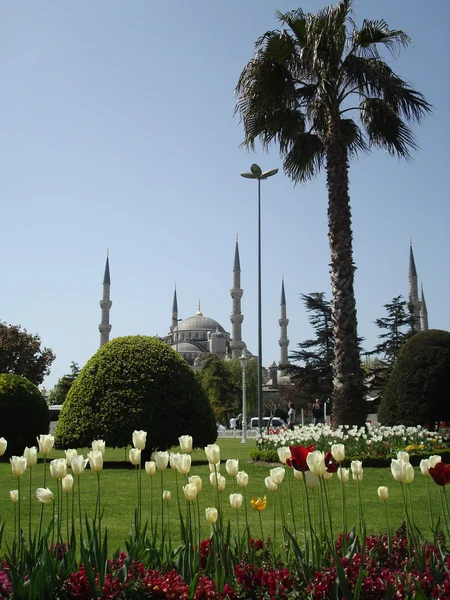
[249,417,287,430]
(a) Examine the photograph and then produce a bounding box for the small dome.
[171,341,204,353]
[210,328,225,339]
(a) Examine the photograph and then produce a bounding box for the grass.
[0,438,443,554]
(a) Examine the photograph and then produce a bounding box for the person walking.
[312,399,323,426]
[287,402,296,431]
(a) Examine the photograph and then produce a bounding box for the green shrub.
[54,336,217,455]
[0,374,49,458]
[378,329,450,427]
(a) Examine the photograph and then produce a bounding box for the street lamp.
[239,350,249,444]
[241,164,278,435]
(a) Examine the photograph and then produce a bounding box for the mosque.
[98,238,290,371]
[97,239,428,376]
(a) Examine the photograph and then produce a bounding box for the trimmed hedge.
[55,336,217,455]
[0,373,49,458]
[378,329,450,426]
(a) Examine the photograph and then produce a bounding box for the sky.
[1,0,449,390]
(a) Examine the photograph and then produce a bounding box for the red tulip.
[286,445,315,472]
[429,461,450,486]
[325,451,339,473]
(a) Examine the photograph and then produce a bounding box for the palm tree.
[235,0,431,426]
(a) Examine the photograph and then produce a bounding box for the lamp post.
[241,164,278,435]
[239,350,249,443]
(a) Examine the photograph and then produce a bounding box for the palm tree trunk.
[325,117,366,426]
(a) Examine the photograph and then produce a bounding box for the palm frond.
[340,118,368,157]
[283,133,325,184]
[351,19,411,58]
[360,98,417,159]
[276,9,308,46]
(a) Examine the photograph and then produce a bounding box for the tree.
[378,330,450,427]
[224,357,258,415]
[369,296,415,392]
[235,1,431,425]
[54,336,217,455]
[0,374,50,458]
[47,362,80,406]
[0,322,55,386]
[198,354,241,424]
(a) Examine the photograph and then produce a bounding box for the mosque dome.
[177,303,225,334]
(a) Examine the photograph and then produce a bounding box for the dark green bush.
[378,329,450,427]
[0,373,49,458]
[55,336,217,455]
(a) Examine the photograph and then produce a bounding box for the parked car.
[249,416,287,430]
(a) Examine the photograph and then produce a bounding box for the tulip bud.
[351,460,363,481]
[36,487,54,504]
[176,454,191,475]
[10,490,18,503]
[183,483,198,502]
[61,474,74,493]
[91,440,105,455]
[10,456,27,478]
[404,462,414,484]
[270,467,285,485]
[169,452,180,470]
[189,475,202,493]
[163,490,171,503]
[331,444,345,463]
[145,460,157,476]
[225,459,239,477]
[24,446,38,467]
[323,470,333,480]
[87,450,103,473]
[236,471,249,487]
[50,458,67,480]
[277,447,291,465]
[378,486,389,501]
[205,507,218,524]
[337,467,349,483]
[397,451,410,463]
[304,471,319,489]
[265,476,278,492]
[153,451,169,471]
[65,449,78,467]
[132,430,147,451]
[179,435,193,453]
[229,493,243,509]
[420,459,430,476]
[307,451,326,476]
[37,435,54,455]
[205,444,220,465]
[0,437,7,457]
[129,448,141,466]
[71,455,87,477]
[293,469,303,481]
[217,474,226,492]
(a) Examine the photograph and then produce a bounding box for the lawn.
[0,438,441,555]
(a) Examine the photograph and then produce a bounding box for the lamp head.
[250,164,262,177]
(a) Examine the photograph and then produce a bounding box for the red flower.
[286,445,315,472]
[324,451,338,473]
[429,461,450,486]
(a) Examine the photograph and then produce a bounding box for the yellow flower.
[251,495,267,512]
[405,445,415,452]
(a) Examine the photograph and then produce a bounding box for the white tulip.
[129,448,141,466]
[429,455,442,468]
[351,460,363,481]
[270,467,285,485]
[205,507,218,524]
[61,474,74,493]
[265,476,278,492]
[236,471,249,487]
[229,493,243,509]
[0,437,7,456]
[50,458,67,480]
[71,455,87,476]
[378,486,389,501]
[132,430,147,451]
[293,469,303,481]
[225,459,239,477]
[189,475,202,493]
[163,490,172,503]
[153,451,169,471]
[306,451,326,476]
[87,450,103,472]
[277,447,291,465]
[176,454,191,475]
[209,462,220,472]
[323,470,333,480]
[337,467,349,483]
[10,490,18,503]
[217,474,226,491]
[37,435,54,455]
[91,440,105,455]
[65,449,78,467]
[183,483,198,502]
[24,446,38,467]
[169,452,180,470]
[36,487,54,504]
[205,444,220,465]
[397,451,410,463]
[419,459,430,476]
[305,471,319,489]
[10,456,27,478]
[179,435,193,453]
[331,444,345,463]
[145,461,157,476]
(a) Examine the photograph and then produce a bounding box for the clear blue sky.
[1,0,449,389]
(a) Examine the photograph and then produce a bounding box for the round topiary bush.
[54,336,217,454]
[0,374,50,459]
[378,329,450,427]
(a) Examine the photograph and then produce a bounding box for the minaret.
[99,252,112,347]
[278,277,289,367]
[230,235,245,358]
[170,285,178,332]
[408,239,421,332]
[420,283,429,331]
